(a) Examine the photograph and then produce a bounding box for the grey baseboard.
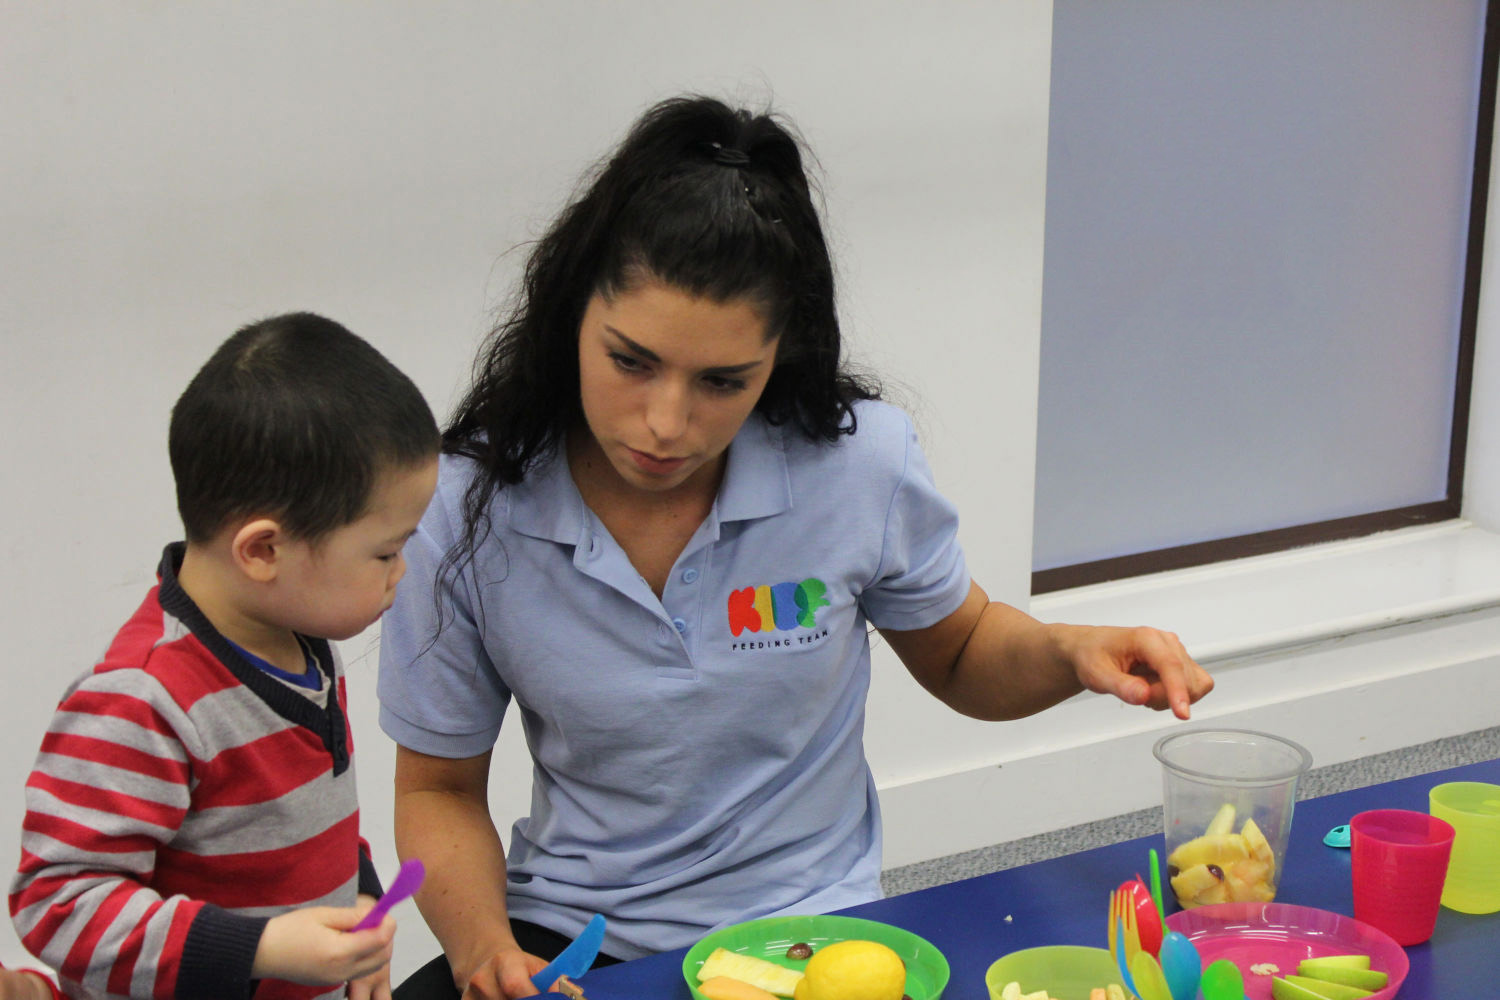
[881,725,1500,896]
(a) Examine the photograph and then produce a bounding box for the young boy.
[9,313,440,1000]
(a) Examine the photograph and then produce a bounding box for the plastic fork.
[1108,887,1142,997]
[1106,885,1142,960]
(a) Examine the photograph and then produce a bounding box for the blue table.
[573,757,1499,998]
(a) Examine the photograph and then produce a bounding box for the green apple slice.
[1300,955,1372,971]
[1272,978,1336,1000]
[1281,974,1375,1000]
[1296,961,1388,991]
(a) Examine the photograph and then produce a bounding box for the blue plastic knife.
[531,913,606,994]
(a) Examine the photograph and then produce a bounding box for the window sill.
[1028,519,1500,664]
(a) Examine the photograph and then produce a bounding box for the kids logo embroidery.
[727,578,829,636]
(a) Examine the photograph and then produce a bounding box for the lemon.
[793,939,907,1000]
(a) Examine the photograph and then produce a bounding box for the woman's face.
[575,278,779,497]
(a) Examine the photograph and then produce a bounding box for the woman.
[377,95,1213,1000]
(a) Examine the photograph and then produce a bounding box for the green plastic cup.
[1429,781,1500,914]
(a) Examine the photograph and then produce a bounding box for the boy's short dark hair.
[170,312,440,544]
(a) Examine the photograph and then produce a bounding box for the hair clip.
[709,142,751,167]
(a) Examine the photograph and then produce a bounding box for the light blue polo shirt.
[377,399,970,959]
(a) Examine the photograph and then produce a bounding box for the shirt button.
[681,568,699,584]
[672,617,688,633]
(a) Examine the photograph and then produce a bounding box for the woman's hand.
[395,747,545,999]
[457,946,550,1000]
[1055,623,1213,719]
[885,581,1213,721]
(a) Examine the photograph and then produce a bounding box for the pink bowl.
[1165,901,1408,1000]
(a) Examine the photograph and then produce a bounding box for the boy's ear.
[229,518,290,583]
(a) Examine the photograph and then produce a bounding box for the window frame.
[1032,0,1499,596]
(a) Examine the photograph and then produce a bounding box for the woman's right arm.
[394,746,548,1000]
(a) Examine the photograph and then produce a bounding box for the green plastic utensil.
[1148,847,1167,919]
[1130,950,1173,1000]
[1198,958,1246,1000]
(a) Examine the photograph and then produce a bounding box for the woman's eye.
[703,374,748,394]
[609,351,645,373]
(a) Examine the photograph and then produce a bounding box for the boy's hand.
[0,969,60,1000]
[347,894,392,1000]
[347,963,393,1000]
[252,905,395,987]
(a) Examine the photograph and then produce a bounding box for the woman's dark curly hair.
[446,95,880,550]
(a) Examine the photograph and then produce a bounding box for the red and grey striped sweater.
[10,545,382,1000]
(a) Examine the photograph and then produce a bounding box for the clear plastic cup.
[1153,729,1312,909]
[1350,808,1455,945]
[1429,781,1500,914]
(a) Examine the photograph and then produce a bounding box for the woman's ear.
[229,518,288,583]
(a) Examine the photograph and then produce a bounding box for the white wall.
[0,2,1051,979]
[5,2,1496,986]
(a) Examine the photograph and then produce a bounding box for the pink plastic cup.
[1350,808,1456,945]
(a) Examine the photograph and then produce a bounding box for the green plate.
[683,914,951,1000]
[984,946,1125,1000]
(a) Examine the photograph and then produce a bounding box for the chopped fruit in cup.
[1168,810,1279,906]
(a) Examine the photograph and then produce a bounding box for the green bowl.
[984,946,1125,1000]
[683,913,950,1000]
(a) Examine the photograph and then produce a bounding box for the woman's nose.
[644,381,690,442]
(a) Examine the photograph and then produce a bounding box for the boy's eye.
[378,553,398,562]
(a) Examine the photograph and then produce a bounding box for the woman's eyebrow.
[606,327,766,374]
[606,327,661,363]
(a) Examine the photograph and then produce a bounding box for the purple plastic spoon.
[351,859,425,932]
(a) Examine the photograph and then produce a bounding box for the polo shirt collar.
[717,413,792,523]
[505,415,792,545]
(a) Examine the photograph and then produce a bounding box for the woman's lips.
[628,447,688,475]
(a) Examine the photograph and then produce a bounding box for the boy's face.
[271,458,438,640]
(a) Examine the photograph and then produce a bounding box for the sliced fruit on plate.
[700,976,780,1000]
[1299,955,1371,971]
[1277,974,1374,1000]
[1271,978,1337,1000]
[1294,961,1388,991]
[998,982,1050,1000]
[698,948,804,997]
